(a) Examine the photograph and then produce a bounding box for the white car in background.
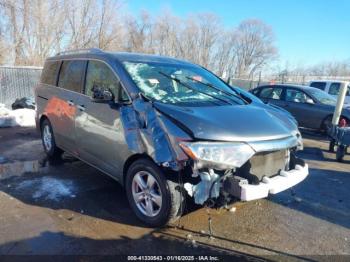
[309,80,350,104]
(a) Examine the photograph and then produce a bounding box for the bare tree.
[231,19,277,78]
[0,0,66,65]
[123,10,153,53]
[24,0,66,65]
[64,0,96,49]
[0,6,8,64]
[0,3,281,74]
[151,10,181,57]
[0,0,28,64]
[196,13,220,68]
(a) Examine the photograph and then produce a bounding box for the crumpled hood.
[154,102,298,142]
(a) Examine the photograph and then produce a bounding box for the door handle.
[67,100,74,106]
[77,105,85,111]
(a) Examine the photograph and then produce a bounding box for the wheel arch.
[39,114,49,129]
[122,153,156,186]
[321,114,349,130]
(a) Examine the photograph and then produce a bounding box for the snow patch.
[0,104,35,127]
[16,177,76,201]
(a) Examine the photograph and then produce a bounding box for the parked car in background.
[251,84,350,132]
[309,80,350,104]
[36,49,308,227]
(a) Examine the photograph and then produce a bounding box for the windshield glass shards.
[123,61,247,106]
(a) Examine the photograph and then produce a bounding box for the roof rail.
[55,48,103,56]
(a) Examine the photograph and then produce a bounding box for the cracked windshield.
[123,61,246,106]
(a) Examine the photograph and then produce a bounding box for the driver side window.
[286,89,312,103]
[85,60,121,100]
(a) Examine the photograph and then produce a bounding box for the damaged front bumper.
[239,163,309,201]
[183,141,308,205]
[185,161,309,205]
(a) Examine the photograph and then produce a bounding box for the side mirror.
[91,85,114,103]
[306,98,314,104]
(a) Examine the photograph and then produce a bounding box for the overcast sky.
[127,0,350,66]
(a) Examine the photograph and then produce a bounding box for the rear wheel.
[41,119,63,161]
[125,158,184,227]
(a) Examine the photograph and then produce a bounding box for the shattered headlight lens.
[179,141,255,168]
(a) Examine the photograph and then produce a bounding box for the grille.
[236,149,289,184]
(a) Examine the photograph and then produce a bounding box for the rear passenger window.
[85,60,121,99]
[41,61,60,86]
[58,60,86,93]
[260,87,283,100]
[310,82,326,90]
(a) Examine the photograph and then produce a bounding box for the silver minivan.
[35,49,308,227]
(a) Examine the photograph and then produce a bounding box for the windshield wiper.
[158,71,233,105]
[186,76,248,103]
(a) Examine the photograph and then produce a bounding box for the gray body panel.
[75,95,132,180]
[35,50,303,186]
[154,102,295,142]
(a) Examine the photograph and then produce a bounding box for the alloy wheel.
[131,171,163,217]
[43,125,52,152]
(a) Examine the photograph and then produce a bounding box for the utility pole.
[332,82,347,125]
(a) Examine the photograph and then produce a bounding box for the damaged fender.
[120,98,190,170]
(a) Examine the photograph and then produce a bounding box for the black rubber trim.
[37,95,48,100]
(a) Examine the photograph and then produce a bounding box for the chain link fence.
[0,66,42,108]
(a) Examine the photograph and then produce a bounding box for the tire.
[322,116,349,133]
[321,115,332,134]
[336,145,345,162]
[125,158,184,227]
[40,119,63,161]
[329,139,335,152]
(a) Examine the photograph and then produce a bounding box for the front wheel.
[125,158,184,227]
[336,145,346,162]
[329,139,336,152]
[321,116,332,134]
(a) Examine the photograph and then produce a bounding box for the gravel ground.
[0,127,349,261]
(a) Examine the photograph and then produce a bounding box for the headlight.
[296,132,303,150]
[179,141,255,169]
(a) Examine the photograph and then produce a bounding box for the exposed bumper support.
[240,164,309,201]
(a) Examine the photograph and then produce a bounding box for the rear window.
[40,61,60,86]
[329,83,350,96]
[310,82,326,91]
[58,60,86,93]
